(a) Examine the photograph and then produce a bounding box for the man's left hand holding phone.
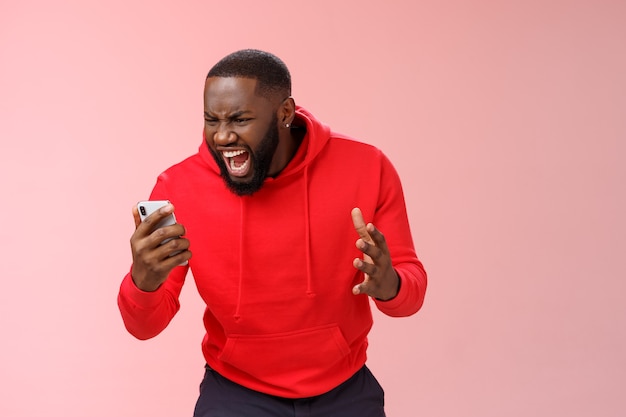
[130,200,191,292]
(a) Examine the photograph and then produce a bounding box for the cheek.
[237,128,262,148]
[203,126,216,145]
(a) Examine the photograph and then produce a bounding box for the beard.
[209,116,280,196]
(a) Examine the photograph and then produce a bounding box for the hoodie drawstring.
[234,198,244,321]
[304,166,315,297]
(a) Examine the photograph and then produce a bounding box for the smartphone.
[137,200,187,265]
[137,200,177,232]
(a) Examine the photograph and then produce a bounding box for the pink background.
[1,1,625,416]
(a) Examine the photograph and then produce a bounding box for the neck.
[269,128,304,177]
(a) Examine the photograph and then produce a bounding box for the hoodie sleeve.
[117,266,187,339]
[117,177,189,340]
[371,152,427,317]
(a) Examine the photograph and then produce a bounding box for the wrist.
[376,270,401,301]
[131,269,162,292]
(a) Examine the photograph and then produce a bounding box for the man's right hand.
[130,203,191,292]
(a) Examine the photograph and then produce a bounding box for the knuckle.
[168,238,183,250]
[142,214,158,226]
[133,244,148,259]
[146,261,166,275]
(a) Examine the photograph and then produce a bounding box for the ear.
[278,96,296,127]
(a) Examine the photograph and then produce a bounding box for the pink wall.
[2,1,625,416]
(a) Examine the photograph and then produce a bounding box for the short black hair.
[207,49,291,99]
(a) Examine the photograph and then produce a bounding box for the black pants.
[193,365,386,417]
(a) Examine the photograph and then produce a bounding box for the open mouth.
[222,149,251,177]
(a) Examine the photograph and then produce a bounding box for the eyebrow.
[204,110,253,119]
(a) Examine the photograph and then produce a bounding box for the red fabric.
[118,106,427,398]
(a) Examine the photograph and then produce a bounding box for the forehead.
[204,77,269,112]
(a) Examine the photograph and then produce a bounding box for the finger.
[351,207,373,244]
[132,205,141,229]
[148,223,187,248]
[355,238,380,257]
[353,257,378,278]
[156,243,192,269]
[136,236,190,269]
[156,236,191,260]
[365,223,388,251]
[137,203,175,235]
[360,225,390,262]
[351,258,370,296]
[352,279,372,296]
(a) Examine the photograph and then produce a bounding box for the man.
[118,49,427,417]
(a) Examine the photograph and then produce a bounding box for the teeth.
[222,149,249,174]
[223,149,246,158]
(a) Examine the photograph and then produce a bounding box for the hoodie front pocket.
[219,324,351,383]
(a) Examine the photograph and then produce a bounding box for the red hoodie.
[118,106,427,398]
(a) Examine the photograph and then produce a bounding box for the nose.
[212,123,236,146]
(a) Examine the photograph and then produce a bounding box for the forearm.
[371,154,427,316]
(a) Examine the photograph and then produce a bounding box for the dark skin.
[351,208,400,301]
[130,203,191,292]
[204,77,298,181]
[130,76,399,300]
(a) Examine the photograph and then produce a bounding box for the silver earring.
[285,123,290,128]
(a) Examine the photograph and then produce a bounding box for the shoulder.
[324,133,398,174]
[324,133,402,184]
[326,132,383,159]
[157,152,207,183]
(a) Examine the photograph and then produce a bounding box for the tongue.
[232,152,249,167]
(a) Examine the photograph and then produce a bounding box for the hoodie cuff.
[373,270,409,313]
[120,270,165,310]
